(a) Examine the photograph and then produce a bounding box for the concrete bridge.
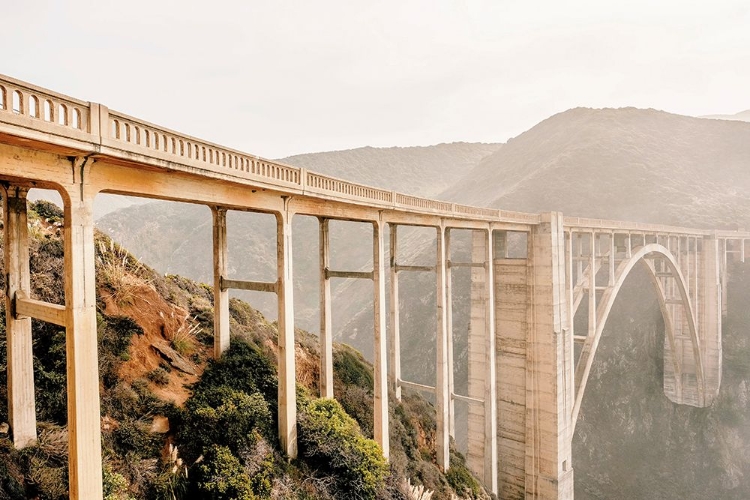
[0,74,745,499]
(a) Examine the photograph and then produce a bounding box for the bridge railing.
[306,171,393,204]
[563,216,718,237]
[104,109,303,189]
[0,74,91,141]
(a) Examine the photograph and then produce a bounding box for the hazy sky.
[3,1,749,158]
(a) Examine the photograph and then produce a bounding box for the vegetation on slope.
[0,200,486,500]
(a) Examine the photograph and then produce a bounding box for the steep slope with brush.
[0,200,486,500]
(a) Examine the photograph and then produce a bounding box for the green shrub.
[333,346,374,390]
[31,200,63,223]
[178,387,271,460]
[298,397,387,499]
[445,450,482,499]
[33,327,68,424]
[103,463,136,500]
[195,445,254,500]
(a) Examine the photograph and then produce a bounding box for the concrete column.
[388,224,401,400]
[526,212,574,499]
[436,224,450,470]
[483,229,498,495]
[276,209,297,458]
[446,229,455,439]
[588,233,596,338]
[720,239,728,317]
[467,230,489,484]
[211,207,230,358]
[608,233,615,287]
[319,218,333,398]
[701,236,722,402]
[742,239,746,263]
[373,219,389,458]
[64,189,103,500]
[566,231,574,340]
[3,186,37,448]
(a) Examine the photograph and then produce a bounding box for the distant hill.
[283,142,501,198]
[701,109,750,123]
[442,107,750,228]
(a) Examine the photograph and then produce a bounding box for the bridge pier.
[700,236,722,401]
[469,213,573,499]
[211,207,230,358]
[3,186,37,448]
[63,185,104,500]
[276,208,297,459]
[319,218,334,398]
[373,218,389,459]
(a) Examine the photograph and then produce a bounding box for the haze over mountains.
[444,107,750,228]
[701,109,750,123]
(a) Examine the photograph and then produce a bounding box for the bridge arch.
[572,243,705,427]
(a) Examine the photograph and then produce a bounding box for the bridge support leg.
[436,224,450,470]
[3,186,37,448]
[373,219,389,458]
[212,207,230,358]
[526,212,574,499]
[63,190,103,500]
[388,224,401,400]
[319,218,333,398]
[277,210,297,458]
[482,229,499,494]
[701,236,722,401]
[446,229,455,439]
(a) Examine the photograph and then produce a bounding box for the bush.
[298,397,388,499]
[103,464,136,500]
[195,445,254,500]
[445,450,483,499]
[178,387,271,460]
[31,200,63,223]
[334,346,374,390]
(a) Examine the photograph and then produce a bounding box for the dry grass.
[406,479,434,500]
[96,238,152,307]
[170,318,200,355]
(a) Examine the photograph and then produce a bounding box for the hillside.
[282,142,501,198]
[0,201,487,500]
[442,107,750,228]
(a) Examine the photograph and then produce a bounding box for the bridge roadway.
[1,74,749,499]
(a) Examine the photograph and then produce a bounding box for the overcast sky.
[3,1,749,158]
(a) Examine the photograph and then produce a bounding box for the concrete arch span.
[572,243,708,428]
